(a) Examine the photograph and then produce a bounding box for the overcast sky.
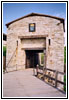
[3,2,66,45]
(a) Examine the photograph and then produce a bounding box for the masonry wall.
[6,16,64,74]
[21,38,46,49]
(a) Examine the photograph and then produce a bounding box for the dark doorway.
[25,50,44,68]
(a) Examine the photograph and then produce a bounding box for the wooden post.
[33,54,35,76]
[55,70,58,88]
[45,37,48,72]
[33,67,35,76]
[43,49,46,80]
[36,65,39,76]
[16,47,18,71]
[44,49,46,68]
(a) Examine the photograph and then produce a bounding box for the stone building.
[6,13,64,74]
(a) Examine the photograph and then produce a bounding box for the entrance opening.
[25,50,45,68]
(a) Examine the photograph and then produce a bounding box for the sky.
[3,3,66,45]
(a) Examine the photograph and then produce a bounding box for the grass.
[64,75,66,92]
[41,53,44,64]
[3,46,6,56]
[3,46,6,71]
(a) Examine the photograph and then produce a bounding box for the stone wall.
[6,15,64,75]
[21,38,46,49]
[3,40,7,46]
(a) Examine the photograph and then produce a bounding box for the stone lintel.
[18,35,48,39]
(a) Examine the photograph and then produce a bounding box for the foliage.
[3,46,6,56]
[41,53,44,64]
[64,75,66,92]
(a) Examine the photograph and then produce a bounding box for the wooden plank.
[38,67,65,75]
[46,68,56,72]
[55,71,58,88]
[58,71,66,75]
[37,72,66,86]
[45,74,55,81]
[37,67,66,88]
[57,80,66,85]
[38,72,55,81]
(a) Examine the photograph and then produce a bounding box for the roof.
[6,12,65,31]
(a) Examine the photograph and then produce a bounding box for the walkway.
[3,68,66,98]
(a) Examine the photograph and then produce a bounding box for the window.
[29,23,35,32]
[49,39,51,46]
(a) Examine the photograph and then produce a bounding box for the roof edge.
[6,12,64,28]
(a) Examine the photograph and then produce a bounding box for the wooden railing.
[35,65,66,89]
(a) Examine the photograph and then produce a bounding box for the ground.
[3,68,66,98]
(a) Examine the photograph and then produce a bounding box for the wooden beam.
[21,48,46,50]
[57,80,66,85]
[46,68,56,72]
[58,71,66,75]
[18,35,48,39]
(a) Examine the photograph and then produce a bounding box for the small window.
[29,23,35,32]
[49,39,51,46]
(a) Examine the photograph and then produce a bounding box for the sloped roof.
[6,12,65,31]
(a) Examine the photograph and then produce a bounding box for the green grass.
[3,46,6,56]
[64,75,66,92]
[3,46,6,71]
[41,53,44,64]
